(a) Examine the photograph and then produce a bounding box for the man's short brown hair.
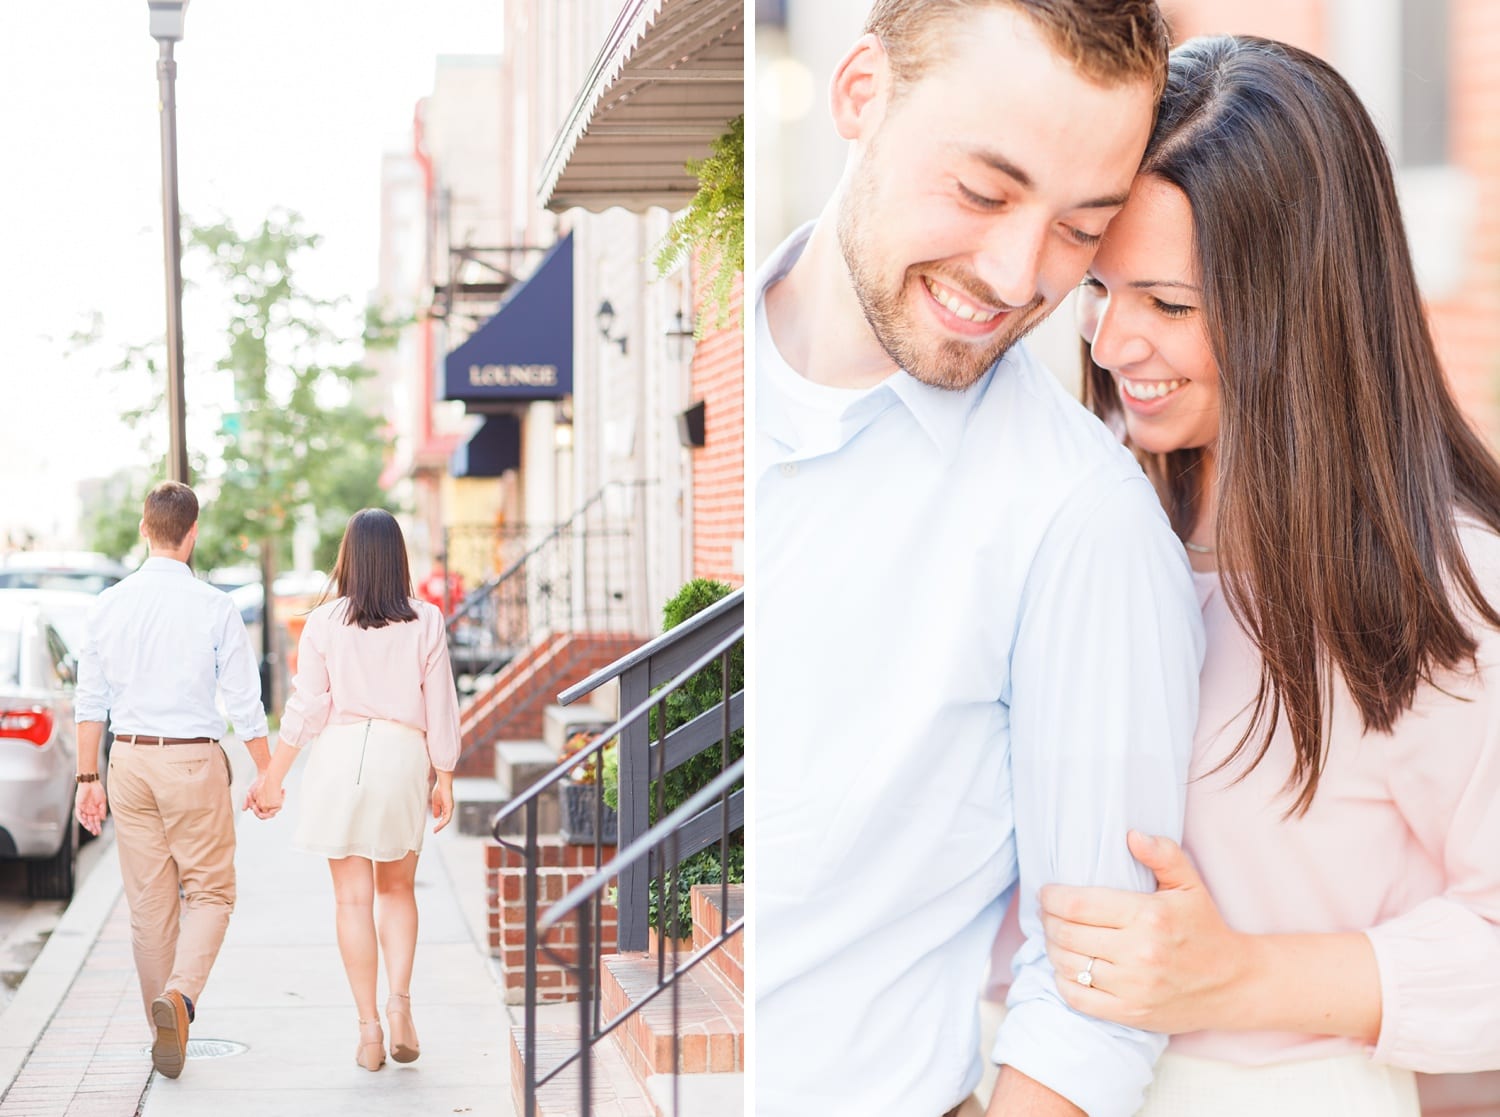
[142,481,199,547]
[864,0,1170,101]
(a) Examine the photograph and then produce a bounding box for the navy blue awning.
[450,414,522,479]
[443,233,573,403]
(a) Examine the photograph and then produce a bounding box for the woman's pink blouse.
[1174,524,1500,1073]
[277,597,461,772]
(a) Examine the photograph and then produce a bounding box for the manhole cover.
[138,1038,247,1060]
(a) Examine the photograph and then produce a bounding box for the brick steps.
[646,1072,746,1117]
[691,884,744,996]
[510,1010,656,1117]
[600,953,745,1080]
[456,631,644,777]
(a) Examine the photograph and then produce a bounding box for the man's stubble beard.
[836,138,1046,392]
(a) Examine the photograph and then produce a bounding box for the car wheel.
[26,821,77,901]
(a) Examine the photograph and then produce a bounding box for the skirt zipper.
[356,719,373,785]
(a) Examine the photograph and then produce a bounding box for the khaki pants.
[108,739,237,1024]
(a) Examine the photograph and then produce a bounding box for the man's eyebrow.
[960,145,1130,210]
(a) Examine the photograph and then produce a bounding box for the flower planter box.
[558,780,618,845]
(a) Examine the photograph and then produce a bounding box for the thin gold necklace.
[1184,539,1215,554]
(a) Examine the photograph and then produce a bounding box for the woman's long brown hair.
[1084,36,1500,814]
[328,508,418,630]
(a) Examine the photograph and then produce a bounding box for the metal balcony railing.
[491,587,744,1116]
[443,479,654,690]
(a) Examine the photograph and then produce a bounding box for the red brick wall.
[689,265,745,587]
[486,838,618,1004]
[1162,0,1500,442]
[1427,0,1500,436]
[1160,0,1324,48]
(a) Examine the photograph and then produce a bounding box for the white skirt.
[293,718,430,862]
[1136,1051,1421,1117]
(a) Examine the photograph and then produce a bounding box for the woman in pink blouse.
[1035,36,1500,1115]
[254,509,460,1072]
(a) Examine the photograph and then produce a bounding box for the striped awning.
[540,0,743,213]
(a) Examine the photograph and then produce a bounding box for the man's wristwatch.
[75,773,100,784]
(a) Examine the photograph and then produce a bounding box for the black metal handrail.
[492,627,741,827]
[492,588,744,1117]
[534,759,745,1116]
[557,586,744,704]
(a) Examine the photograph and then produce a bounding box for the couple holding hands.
[75,489,459,1080]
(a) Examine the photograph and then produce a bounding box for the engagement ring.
[1077,957,1096,988]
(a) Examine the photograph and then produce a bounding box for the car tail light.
[0,707,53,746]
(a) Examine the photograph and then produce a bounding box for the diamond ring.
[1077,957,1097,988]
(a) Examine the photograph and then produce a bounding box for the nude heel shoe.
[386,992,420,1063]
[355,1018,386,1071]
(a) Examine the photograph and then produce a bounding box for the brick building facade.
[689,273,746,586]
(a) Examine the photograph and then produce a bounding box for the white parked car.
[0,594,81,899]
[0,552,131,595]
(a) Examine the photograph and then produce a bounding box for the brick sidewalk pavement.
[0,896,150,1117]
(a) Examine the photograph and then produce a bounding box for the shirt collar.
[757,223,994,462]
[141,556,192,576]
[884,368,992,460]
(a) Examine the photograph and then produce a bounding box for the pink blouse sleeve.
[421,605,462,772]
[278,611,332,749]
[1365,666,1500,1072]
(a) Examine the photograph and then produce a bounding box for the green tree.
[88,212,399,576]
[191,212,397,575]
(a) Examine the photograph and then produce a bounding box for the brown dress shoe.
[150,991,191,1079]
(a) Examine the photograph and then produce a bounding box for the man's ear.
[830,33,890,143]
[139,519,150,544]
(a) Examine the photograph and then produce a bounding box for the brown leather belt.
[116,734,220,746]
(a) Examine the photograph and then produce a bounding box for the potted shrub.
[558,730,618,845]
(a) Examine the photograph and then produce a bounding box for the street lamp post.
[149,0,190,484]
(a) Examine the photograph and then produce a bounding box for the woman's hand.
[431,776,454,833]
[1039,830,1254,1034]
[245,777,285,820]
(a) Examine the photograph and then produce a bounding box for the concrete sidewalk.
[0,745,518,1117]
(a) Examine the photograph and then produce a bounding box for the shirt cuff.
[994,990,1162,1117]
[231,710,270,741]
[1366,905,1500,1071]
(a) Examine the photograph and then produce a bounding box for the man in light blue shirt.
[755,2,1203,1114]
[74,481,269,1080]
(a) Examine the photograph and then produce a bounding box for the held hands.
[243,776,286,820]
[1039,830,1252,1034]
[75,781,108,837]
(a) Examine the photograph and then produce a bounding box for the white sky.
[0,0,503,548]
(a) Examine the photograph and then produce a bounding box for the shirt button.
[780,462,798,477]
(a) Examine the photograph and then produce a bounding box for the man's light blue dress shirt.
[754,226,1205,1116]
[75,556,268,741]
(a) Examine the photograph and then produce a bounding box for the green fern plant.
[654,116,744,337]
